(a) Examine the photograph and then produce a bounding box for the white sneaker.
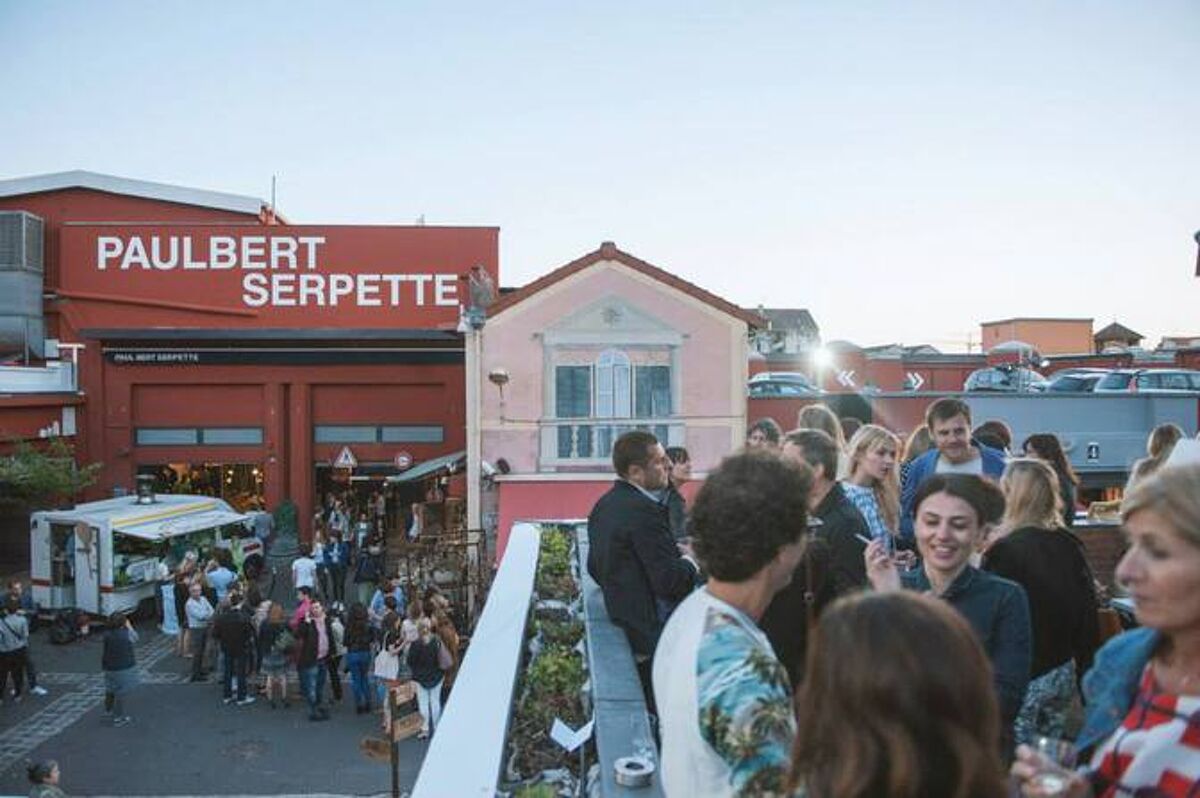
[31,686,48,696]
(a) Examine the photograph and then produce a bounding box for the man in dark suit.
[588,431,699,708]
[760,428,870,685]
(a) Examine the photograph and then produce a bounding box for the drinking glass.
[1025,736,1078,797]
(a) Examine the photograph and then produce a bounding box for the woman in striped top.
[842,425,901,547]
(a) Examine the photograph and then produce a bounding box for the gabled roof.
[0,170,267,216]
[1094,321,1143,342]
[489,241,761,326]
[750,307,819,336]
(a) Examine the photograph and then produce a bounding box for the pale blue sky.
[3,1,1197,350]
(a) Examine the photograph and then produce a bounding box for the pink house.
[480,242,758,559]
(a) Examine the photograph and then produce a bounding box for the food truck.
[30,493,259,617]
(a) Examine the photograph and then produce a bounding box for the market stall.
[30,493,253,616]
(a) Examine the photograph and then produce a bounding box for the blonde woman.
[1012,465,1200,796]
[992,457,1064,547]
[797,403,849,478]
[982,458,1099,745]
[173,552,198,657]
[842,425,901,546]
[1126,423,1185,493]
[405,617,447,739]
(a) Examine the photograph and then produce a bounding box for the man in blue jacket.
[900,397,1006,540]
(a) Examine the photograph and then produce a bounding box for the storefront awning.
[115,509,250,541]
[386,451,466,484]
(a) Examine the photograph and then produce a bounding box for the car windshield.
[1096,372,1133,389]
[1048,375,1090,391]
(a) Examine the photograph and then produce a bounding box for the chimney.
[135,474,157,505]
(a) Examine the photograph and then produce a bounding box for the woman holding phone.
[866,473,1032,744]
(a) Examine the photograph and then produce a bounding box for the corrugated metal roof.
[0,170,265,216]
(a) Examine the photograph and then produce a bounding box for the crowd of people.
[1,580,49,705]
[587,397,1200,797]
[153,498,461,738]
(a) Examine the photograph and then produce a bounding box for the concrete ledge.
[577,528,665,798]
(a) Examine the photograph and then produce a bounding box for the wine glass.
[1025,736,1078,797]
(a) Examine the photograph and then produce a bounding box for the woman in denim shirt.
[867,473,1032,745]
[1013,464,1200,797]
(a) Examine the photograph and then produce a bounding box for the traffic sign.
[394,451,413,470]
[836,369,857,388]
[906,372,926,391]
[333,446,358,469]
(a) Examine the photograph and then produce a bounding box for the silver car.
[1093,369,1200,393]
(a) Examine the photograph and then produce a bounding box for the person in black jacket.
[982,458,1100,745]
[761,429,871,685]
[294,599,336,721]
[587,431,699,711]
[213,592,257,706]
[406,617,446,739]
[664,446,692,541]
[101,613,138,726]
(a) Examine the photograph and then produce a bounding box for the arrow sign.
[333,446,358,469]
[906,372,926,391]
[836,369,857,388]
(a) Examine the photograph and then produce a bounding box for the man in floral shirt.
[653,449,813,796]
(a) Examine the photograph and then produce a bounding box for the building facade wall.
[481,259,748,477]
[0,186,495,541]
[981,319,1094,356]
[481,257,749,558]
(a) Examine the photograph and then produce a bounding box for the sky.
[2,1,1197,351]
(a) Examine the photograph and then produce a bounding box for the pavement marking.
[0,632,179,773]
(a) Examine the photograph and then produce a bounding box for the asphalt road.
[0,619,428,797]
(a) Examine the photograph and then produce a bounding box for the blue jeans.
[222,652,248,701]
[297,663,327,717]
[346,650,372,709]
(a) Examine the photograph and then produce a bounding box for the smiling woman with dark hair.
[867,473,1032,749]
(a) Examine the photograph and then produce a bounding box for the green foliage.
[537,618,584,649]
[513,785,558,798]
[534,526,578,600]
[0,438,99,508]
[506,524,589,783]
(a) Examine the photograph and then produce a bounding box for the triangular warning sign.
[333,446,358,469]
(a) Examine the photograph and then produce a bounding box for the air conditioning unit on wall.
[0,210,46,358]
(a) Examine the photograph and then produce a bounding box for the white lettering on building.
[93,234,478,310]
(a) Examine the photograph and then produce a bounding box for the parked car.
[1045,369,1108,393]
[748,371,821,397]
[963,366,1048,393]
[1093,368,1200,393]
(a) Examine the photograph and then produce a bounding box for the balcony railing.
[540,417,684,467]
[0,361,76,393]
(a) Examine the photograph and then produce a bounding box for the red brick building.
[0,171,497,540]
